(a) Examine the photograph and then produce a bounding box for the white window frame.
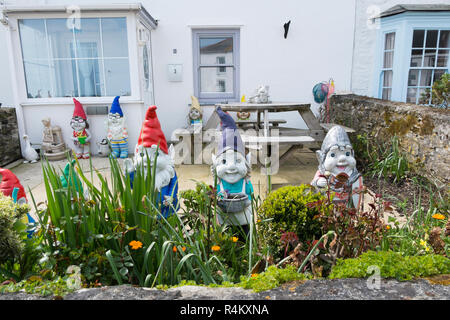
[192,28,240,104]
[8,11,140,105]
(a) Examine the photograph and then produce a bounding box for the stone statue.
[311,125,363,208]
[124,106,178,219]
[70,98,91,159]
[188,96,202,125]
[248,85,270,104]
[41,117,69,161]
[105,96,128,159]
[211,107,254,231]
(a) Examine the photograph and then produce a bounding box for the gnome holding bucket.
[106,96,128,159]
[211,107,254,230]
[311,125,363,208]
[0,168,36,237]
[124,106,178,219]
[70,98,92,159]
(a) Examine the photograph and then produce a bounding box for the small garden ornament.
[248,85,270,104]
[70,98,91,159]
[105,96,128,158]
[22,134,39,163]
[188,96,203,125]
[311,125,363,208]
[124,105,178,218]
[0,168,35,237]
[211,107,254,228]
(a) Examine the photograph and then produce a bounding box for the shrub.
[329,250,450,281]
[419,72,449,109]
[258,185,325,259]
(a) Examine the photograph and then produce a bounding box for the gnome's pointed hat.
[317,125,352,162]
[72,98,87,120]
[216,107,245,156]
[110,96,123,117]
[137,106,168,154]
[0,168,27,201]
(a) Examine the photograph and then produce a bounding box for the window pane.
[200,37,233,65]
[423,49,436,67]
[23,60,52,98]
[436,50,449,67]
[426,30,438,48]
[382,88,391,100]
[19,20,49,61]
[384,32,395,50]
[52,60,78,97]
[200,66,234,93]
[74,18,101,58]
[102,18,128,57]
[439,30,450,48]
[77,58,104,97]
[406,88,417,103]
[104,59,131,96]
[433,69,446,83]
[420,69,433,86]
[417,88,429,104]
[410,49,423,67]
[412,30,425,48]
[46,19,74,59]
[383,51,394,68]
[408,69,419,86]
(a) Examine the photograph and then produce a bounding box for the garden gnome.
[0,168,35,237]
[70,98,91,159]
[124,106,178,218]
[311,125,363,208]
[211,107,254,229]
[188,96,202,125]
[106,96,128,158]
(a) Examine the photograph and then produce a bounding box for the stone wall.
[0,107,21,167]
[328,94,449,188]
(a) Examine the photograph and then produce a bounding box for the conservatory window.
[381,32,395,100]
[406,29,449,104]
[19,17,131,99]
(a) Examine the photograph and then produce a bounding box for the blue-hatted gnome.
[106,96,128,159]
[211,107,254,228]
[311,125,363,208]
[124,106,178,218]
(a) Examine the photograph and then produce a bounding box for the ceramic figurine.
[60,160,83,193]
[41,117,69,161]
[105,96,128,159]
[0,168,35,237]
[211,107,254,229]
[248,85,270,104]
[188,96,202,125]
[70,98,91,159]
[124,105,178,219]
[22,134,39,163]
[311,125,363,208]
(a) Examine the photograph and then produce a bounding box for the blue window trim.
[374,11,450,102]
[192,28,240,104]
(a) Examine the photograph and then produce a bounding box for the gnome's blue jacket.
[129,171,178,219]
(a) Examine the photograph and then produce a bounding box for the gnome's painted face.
[323,145,356,177]
[70,116,86,132]
[134,144,175,190]
[212,149,250,184]
[189,108,201,121]
[108,113,124,127]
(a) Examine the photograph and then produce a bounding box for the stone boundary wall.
[328,94,449,188]
[0,107,21,167]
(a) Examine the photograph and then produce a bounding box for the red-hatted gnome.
[124,106,178,218]
[0,168,36,237]
[311,125,363,208]
[70,98,92,159]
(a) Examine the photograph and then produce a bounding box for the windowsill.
[21,97,143,106]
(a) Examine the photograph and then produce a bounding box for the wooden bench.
[236,119,287,129]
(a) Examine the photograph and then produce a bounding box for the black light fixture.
[283,20,291,39]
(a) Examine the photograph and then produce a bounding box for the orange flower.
[231,237,238,243]
[211,245,221,252]
[129,240,143,250]
[251,273,258,278]
[173,246,177,252]
[386,225,391,230]
[432,213,445,220]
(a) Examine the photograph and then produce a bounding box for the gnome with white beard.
[311,125,363,208]
[124,106,178,218]
[212,107,254,230]
[70,98,91,159]
[106,96,128,159]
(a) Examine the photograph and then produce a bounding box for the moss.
[386,114,418,136]
[419,115,435,135]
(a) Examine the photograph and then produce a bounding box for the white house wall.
[350,0,449,98]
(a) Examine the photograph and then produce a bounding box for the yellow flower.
[419,239,427,247]
[251,273,258,278]
[231,237,238,243]
[257,219,261,223]
[129,240,143,250]
[211,245,221,252]
[432,213,445,220]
